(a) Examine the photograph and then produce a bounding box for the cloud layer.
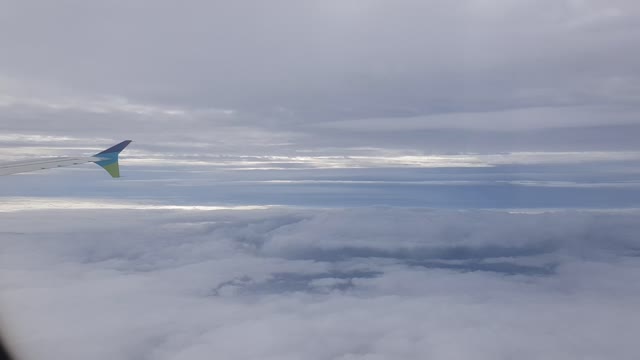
[2,0,640,155]
[1,206,639,359]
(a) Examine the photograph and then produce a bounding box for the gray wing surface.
[0,157,101,176]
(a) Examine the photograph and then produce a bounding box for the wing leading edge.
[0,140,132,178]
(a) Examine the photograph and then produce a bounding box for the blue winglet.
[92,140,133,178]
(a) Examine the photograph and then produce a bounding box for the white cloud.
[1,206,639,359]
[0,197,273,212]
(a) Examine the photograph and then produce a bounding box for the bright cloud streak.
[0,197,272,212]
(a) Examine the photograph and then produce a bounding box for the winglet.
[92,140,132,178]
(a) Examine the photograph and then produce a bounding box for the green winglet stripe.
[100,162,120,178]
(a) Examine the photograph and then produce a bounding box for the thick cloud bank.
[1,206,639,359]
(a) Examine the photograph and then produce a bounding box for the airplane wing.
[0,140,132,178]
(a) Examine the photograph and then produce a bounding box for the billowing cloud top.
[1,206,640,359]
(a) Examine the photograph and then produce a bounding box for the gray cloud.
[1,206,640,359]
[1,0,640,154]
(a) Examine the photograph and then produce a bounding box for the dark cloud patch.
[211,270,382,296]
[407,260,557,276]
[267,243,556,263]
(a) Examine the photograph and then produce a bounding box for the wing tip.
[95,140,133,156]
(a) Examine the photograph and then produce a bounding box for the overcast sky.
[1,0,640,208]
[1,0,640,155]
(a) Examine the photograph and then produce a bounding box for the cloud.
[1,206,639,359]
[315,105,640,132]
[1,0,640,154]
[1,3,639,359]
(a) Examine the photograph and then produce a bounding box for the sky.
[1,0,640,359]
[1,0,640,208]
